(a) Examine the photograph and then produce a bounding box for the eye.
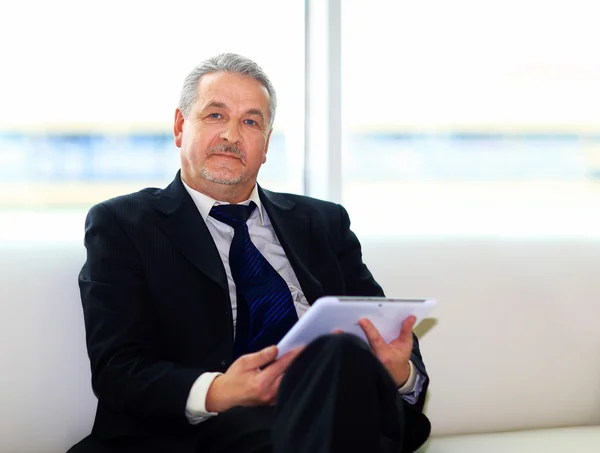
[244,119,257,126]
[208,113,222,119]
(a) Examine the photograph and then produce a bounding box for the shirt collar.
[181,178,264,225]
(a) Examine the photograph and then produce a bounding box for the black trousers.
[68,334,429,453]
[194,333,427,453]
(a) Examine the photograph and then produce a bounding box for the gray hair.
[178,53,277,129]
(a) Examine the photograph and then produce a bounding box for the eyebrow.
[245,108,265,121]
[204,101,228,110]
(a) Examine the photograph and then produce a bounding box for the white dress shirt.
[181,181,420,424]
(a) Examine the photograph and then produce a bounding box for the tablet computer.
[276,296,436,359]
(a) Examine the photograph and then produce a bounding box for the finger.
[358,318,387,353]
[273,372,284,390]
[391,315,416,346]
[268,374,285,406]
[238,345,278,370]
[260,347,303,382]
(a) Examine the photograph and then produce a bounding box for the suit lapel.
[152,175,322,301]
[154,173,228,291]
[259,186,324,305]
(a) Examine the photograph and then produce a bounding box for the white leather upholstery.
[363,238,600,436]
[1,211,599,452]
[418,426,600,453]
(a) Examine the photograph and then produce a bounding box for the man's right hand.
[205,345,303,413]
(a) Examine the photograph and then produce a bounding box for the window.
[0,0,305,213]
[4,0,599,240]
[341,0,600,237]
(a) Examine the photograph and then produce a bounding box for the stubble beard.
[201,167,244,185]
[201,144,245,185]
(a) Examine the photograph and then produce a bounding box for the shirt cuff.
[398,360,425,405]
[185,372,223,424]
[398,360,417,395]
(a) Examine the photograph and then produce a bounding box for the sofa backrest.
[1,234,599,452]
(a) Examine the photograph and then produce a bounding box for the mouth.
[210,153,240,160]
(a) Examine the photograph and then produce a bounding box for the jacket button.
[220,360,227,368]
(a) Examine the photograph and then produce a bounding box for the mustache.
[207,144,244,162]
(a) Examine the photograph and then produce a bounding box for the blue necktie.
[210,202,298,357]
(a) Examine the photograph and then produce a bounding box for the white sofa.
[1,213,599,452]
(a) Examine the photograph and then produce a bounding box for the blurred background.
[2,3,600,450]
[1,0,599,240]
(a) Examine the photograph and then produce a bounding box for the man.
[69,53,431,453]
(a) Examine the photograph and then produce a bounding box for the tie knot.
[209,202,257,229]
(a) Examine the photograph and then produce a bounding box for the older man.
[69,53,430,453]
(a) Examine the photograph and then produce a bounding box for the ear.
[174,108,185,148]
[262,129,272,163]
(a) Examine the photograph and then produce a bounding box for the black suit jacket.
[79,172,429,450]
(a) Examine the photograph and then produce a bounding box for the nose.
[220,120,241,144]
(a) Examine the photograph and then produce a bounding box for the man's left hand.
[359,316,416,387]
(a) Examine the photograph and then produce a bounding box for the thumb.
[239,345,278,369]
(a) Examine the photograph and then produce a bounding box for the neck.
[183,174,255,204]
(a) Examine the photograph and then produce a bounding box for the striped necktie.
[209,201,298,357]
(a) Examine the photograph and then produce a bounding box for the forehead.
[196,72,270,109]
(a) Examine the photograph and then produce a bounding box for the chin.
[201,167,244,185]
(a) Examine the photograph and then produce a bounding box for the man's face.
[175,71,271,193]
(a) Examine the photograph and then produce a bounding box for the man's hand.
[359,316,416,387]
[205,346,303,413]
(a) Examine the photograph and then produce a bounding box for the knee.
[309,332,370,354]
[301,333,388,382]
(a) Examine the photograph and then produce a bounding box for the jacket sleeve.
[79,202,204,423]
